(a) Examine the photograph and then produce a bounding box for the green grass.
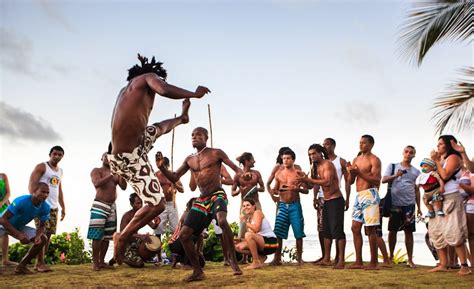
[1,262,473,288]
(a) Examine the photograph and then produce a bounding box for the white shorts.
[466,199,474,214]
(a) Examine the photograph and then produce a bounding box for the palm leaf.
[432,66,474,135]
[398,1,473,66]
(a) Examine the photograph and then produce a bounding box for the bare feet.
[457,266,472,276]
[229,260,242,275]
[333,262,345,270]
[380,261,392,268]
[99,262,114,269]
[34,264,52,272]
[245,262,264,270]
[269,259,282,266]
[3,260,18,266]
[428,265,448,273]
[184,272,205,282]
[92,263,100,271]
[113,233,126,265]
[348,263,365,269]
[319,260,333,267]
[15,266,33,275]
[365,263,379,270]
[407,260,416,269]
[313,256,324,265]
[181,99,191,124]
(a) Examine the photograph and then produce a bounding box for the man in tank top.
[310,138,350,264]
[28,145,65,272]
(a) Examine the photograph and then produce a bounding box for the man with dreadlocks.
[108,54,210,264]
[298,144,346,269]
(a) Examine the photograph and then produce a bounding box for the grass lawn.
[1,262,473,288]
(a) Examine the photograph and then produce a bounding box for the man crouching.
[0,183,50,274]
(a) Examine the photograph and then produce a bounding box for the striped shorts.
[274,200,305,239]
[87,200,117,241]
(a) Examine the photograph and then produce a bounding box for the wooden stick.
[208,104,213,148]
[171,113,176,170]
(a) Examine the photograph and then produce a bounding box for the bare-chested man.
[231,152,264,263]
[87,152,127,271]
[270,149,308,266]
[153,154,183,264]
[156,127,243,282]
[154,155,183,234]
[118,193,159,268]
[298,144,346,269]
[108,54,210,264]
[346,135,382,270]
[266,147,302,205]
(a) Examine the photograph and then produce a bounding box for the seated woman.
[235,198,277,269]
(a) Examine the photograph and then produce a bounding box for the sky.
[0,0,472,246]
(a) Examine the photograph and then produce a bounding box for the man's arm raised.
[146,74,210,99]
[157,153,189,183]
[219,149,243,175]
[356,157,382,188]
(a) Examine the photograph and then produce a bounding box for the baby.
[416,158,445,218]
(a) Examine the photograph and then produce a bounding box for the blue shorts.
[0,225,36,241]
[274,200,305,239]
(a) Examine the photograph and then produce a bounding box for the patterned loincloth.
[108,126,163,206]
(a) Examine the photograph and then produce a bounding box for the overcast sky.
[1,1,472,243]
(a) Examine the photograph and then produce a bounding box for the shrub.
[160,231,172,258]
[8,228,91,265]
[203,222,239,262]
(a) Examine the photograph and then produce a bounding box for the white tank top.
[256,217,276,238]
[442,156,462,195]
[318,156,343,197]
[332,156,343,184]
[39,162,63,209]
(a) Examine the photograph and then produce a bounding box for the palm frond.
[432,66,474,135]
[398,1,473,66]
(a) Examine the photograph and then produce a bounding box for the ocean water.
[281,232,436,266]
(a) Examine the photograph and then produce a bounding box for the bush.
[9,228,91,265]
[203,222,239,262]
[160,231,171,258]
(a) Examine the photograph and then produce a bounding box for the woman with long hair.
[428,135,470,275]
[235,199,277,269]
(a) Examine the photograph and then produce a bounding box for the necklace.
[194,146,207,155]
[192,147,208,178]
